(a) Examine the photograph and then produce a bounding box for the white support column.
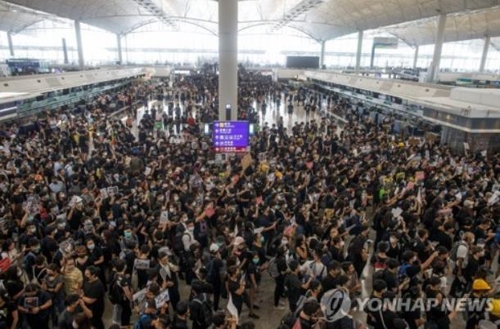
[413,45,419,70]
[320,40,326,69]
[62,38,69,64]
[479,36,490,72]
[124,35,129,64]
[218,0,238,121]
[117,34,123,65]
[7,32,14,57]
[74,20,85,70]
[355,31,363,74]
[429,14,447,82]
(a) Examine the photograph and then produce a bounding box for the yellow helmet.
[472,279,491,291]
[490,299,500,317]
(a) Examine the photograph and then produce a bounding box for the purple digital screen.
[212,121,249,153]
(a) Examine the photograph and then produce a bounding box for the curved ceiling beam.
[11,18,44,34]
[120,18,158,35]
[121,18,217,36]
[238,21,320,41]
[175,20,217,36]
[387,32,415,47]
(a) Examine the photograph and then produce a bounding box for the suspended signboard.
[212,121,249,153]
[373,37,399,49]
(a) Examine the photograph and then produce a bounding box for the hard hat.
[490,299,500,317]
[473,279,491,291]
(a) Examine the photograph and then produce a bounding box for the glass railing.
[14,81,131,119]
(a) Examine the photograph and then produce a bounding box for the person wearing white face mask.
[85,238,106,286]
[182,220,197,253]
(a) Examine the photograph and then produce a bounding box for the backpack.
[205,258,216,283]
[450,240,469,271]
[373,255,387,272]
[134,313,152,329]
[173,225,189,253]
[193,294,213,327]
[450,240,468,263]
[309,262,326,280]
[268,257,280,279]
[373,268,387,284]
[23,252,36,275]
[398,263,411,281]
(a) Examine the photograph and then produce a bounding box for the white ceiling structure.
[0,0,500,46]
[380,5,500,46]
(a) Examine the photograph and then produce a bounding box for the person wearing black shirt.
[346,223,369,277]
[189,280,213,329]
[58,294,92,329]
[0,289,18,329]
[85,238,106,287]
[466,279,491,329]
[295,299,322,329]
[81,266,105,329]
[67,202,83,232]
[425,277,459,329]
[379,291,409,329]
[17,283,52,329]
[414,229,432,263]
[463,246,483,286]
[110,259,133,326]
[401,286,424,329]
[386,232,402,260]
[434,222,454,251]
[40,226,58,263]
[172,301,189,329]
[321,260,341,298]
[3,267,24,301]
[399,250,438,295]
[329,237,345,263]
[246,251,261,319]
[365,279,387,328]
[273,246,288,310]
[379,258,401,293]
[285,260,312,313]
[226,265,246,317]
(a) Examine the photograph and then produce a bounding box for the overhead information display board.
[373,37,399,49]
[213,121,249,153]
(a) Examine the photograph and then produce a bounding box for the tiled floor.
[105,97,332,328]
[109,93,469,329]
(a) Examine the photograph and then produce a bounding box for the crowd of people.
[0,69,499,329]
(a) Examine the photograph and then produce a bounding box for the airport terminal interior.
[2,1,500,329]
